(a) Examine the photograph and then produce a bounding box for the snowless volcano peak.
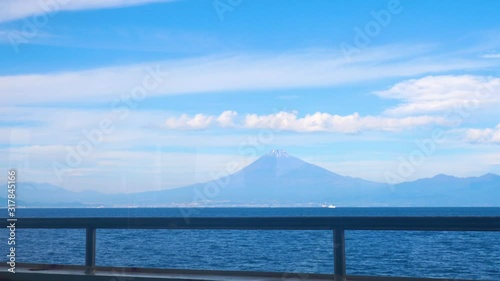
[268,149,290,158]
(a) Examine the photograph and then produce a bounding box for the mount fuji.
[130,149,383,205]
[3,150,500,207]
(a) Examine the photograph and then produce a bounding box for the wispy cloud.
[375,75,500,116]
[0,0,175,23]
[481,53,500,59]
[3,48,499,107]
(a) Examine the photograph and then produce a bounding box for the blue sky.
[1,0,500,193]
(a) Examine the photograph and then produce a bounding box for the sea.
[1,207,499,280]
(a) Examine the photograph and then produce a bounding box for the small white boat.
[321,204,336,208]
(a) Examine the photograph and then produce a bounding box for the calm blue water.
[1,208,500,280]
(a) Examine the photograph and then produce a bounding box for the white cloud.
[1,107,382,149]
[162,111,237,130]
[375,75,500,116]
[243,111,449,133]
[0,0,174,23]
[217,110,238,128]
[163,113,215,130]
[465,124,500,144]
[161,110,449,133]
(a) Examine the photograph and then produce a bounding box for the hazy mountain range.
[2,150,500,207]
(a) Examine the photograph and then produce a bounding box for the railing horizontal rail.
[3,216,500,231]
[3,216,500,281]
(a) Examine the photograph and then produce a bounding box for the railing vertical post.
[85,227,96,275]
[334,228,346,281]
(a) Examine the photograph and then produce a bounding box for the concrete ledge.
[0,264,483,281]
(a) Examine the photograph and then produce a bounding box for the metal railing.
[3,216,500,281]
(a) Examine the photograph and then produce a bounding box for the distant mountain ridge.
[380,173,500,206]
[3,150,500,207]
